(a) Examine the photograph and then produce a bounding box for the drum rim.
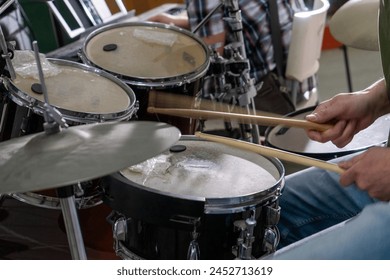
[81,21,211,88]
[5,58,137,123]
[112,135,285,214]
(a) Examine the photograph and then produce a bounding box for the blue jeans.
[265,154,390,259]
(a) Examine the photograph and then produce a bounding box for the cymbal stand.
[56,186,87,260]
[32,41,86,260]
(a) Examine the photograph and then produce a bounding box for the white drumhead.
[12,63,132,115]
[267,110,390,157]
[84,23,208,80]
[120,138,282,200]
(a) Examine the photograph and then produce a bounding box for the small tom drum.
[81,22,210,134]
[4,51,137,124]
[103,136,284,260]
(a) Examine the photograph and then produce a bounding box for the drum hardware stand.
[199,49,237,137]
[18,108,33,136]
[32,41,87,260]
[0,2,20,139]
[0,26,16,80]
[56,186,87,260]
[233,208,257,260]
[195,0,260,143]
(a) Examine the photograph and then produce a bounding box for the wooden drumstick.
[148,107,332,132]
[195,132,345,174]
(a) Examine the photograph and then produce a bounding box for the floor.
[317,47,383,100]
[0,28,384,261]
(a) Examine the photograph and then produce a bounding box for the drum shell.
[102,136,284,259]
[114,202,280,260]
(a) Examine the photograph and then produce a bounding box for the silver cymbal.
[0,121,180,194]
[329,0,379,51]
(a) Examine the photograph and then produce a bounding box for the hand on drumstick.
[305,78,390,200]
[336,147,390,200]
[306,79,390,148]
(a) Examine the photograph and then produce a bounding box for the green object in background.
[18,0,57,53]
[379,0,390,97]
[19,0,79,53]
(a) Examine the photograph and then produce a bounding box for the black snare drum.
[103,136,284,260]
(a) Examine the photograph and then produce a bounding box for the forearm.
[364,78,390,118]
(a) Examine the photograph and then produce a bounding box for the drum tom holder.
[197,0,260,143]
[0,29,16,80]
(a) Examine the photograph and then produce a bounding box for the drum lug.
[73,183,84,198]
[234,209,257,260]
[187,230,200,260]
[107,212,143,260]
[266,203,281,226]
[111,215,130,259]
[262,227,279,254]
[133,100,140,119]
[262,204,281,254]
[132,101,139,118]
[175,217,201,260]
[113,216,127,242]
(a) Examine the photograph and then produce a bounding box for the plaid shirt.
[186,0,314,94]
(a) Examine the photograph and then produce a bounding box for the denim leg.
[277,157,376,248]
[266,202,390,259]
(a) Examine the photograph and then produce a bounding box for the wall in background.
[17,0,184,53]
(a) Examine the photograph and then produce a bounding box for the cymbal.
[329,0,379,51]
[0,121,180,194]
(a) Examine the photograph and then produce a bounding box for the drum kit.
[0,1,281,260]
[0,0,388,261]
